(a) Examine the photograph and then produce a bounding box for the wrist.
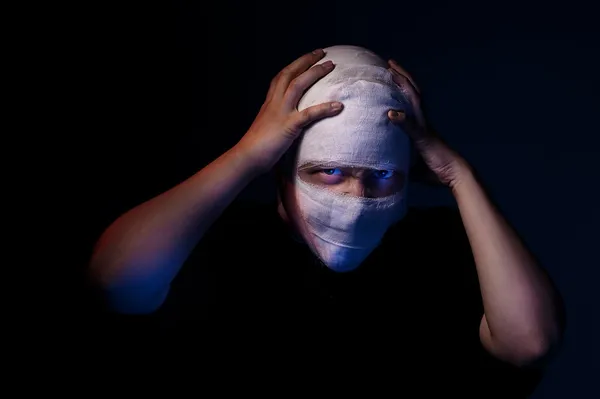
[228,143,267,180]
[449,158,474,194]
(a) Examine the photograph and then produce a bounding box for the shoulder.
[404,206,465,231]
[201,200,279,242]
[152,201,281,320]
[379,206,482,315]
[410,206,475,275]
[213,200,276,226]
[385,206,469,251]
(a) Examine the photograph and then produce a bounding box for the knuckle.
[284,115,300,135]
[288,77,300,89]
[320,63,333,75]
[403,70,415,80]
[261,98,273,110]
[270,76,280,88]
[301,107,314,120]
[391,70,407,82]
[281,65,293,77]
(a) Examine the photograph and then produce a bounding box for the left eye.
[321,168,342,176]
[373,170,394,179]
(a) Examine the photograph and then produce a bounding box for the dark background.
[71,1,597,396]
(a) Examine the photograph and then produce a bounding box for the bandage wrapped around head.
[294,45,411,272]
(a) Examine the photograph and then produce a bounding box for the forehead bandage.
[296,45,411,173]
[292,45,412,272]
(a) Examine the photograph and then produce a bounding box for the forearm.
[89,144,260,312]
[451,163,562,365]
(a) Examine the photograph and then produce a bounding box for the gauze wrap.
[294,45,411,272]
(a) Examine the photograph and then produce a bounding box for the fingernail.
[312,48,324,55]
[331,102,343,110]
[323,61,334,68]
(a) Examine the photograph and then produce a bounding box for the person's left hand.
[386,59,470,188]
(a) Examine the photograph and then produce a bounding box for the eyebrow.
[298,162,395,171]
[299,162,353,170]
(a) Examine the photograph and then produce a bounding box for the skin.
[297,164,406,198]
[90,49,341,314]
[385,61,564,367]
[280,59,564,367]
[89,49,564,368]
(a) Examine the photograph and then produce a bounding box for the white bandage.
[293,45,412,272]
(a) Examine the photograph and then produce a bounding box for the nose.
[343,179,370,198]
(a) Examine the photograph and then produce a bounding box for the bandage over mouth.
[293,45,412,272]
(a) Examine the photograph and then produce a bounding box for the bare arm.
[88,48,343,314]
[452,163,563,366]
[386,59,564,367]
[89,146,260,314]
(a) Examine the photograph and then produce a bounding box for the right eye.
[372,169,394,179]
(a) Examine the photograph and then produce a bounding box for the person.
[87,46,564,396]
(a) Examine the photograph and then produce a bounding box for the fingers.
[388,109,416,131]
[291,101,344,130]
[388,109,422,140]
[388,109,406,123]
[388,68,426,126]
[388,59,421,94]
[284,60,335,109]
[388,59,414,83]
[389,71,419,107]
[270,49,327,101]
[388,107,434,146]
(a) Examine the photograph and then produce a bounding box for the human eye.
[320,168,343,176]
[372,169,394,179]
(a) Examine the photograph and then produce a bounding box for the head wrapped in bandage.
[289,45,412,272]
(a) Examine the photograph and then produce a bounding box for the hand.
[386,59,469,188]
[236,49,344,175]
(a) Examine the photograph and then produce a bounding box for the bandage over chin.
[293,45,411,272]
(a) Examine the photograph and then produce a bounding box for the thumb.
[388,109,423,141]
[293,102,344,131]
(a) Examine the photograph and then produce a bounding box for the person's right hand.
[235,49,344,174]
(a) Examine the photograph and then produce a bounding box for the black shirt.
[91,202,543,396]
